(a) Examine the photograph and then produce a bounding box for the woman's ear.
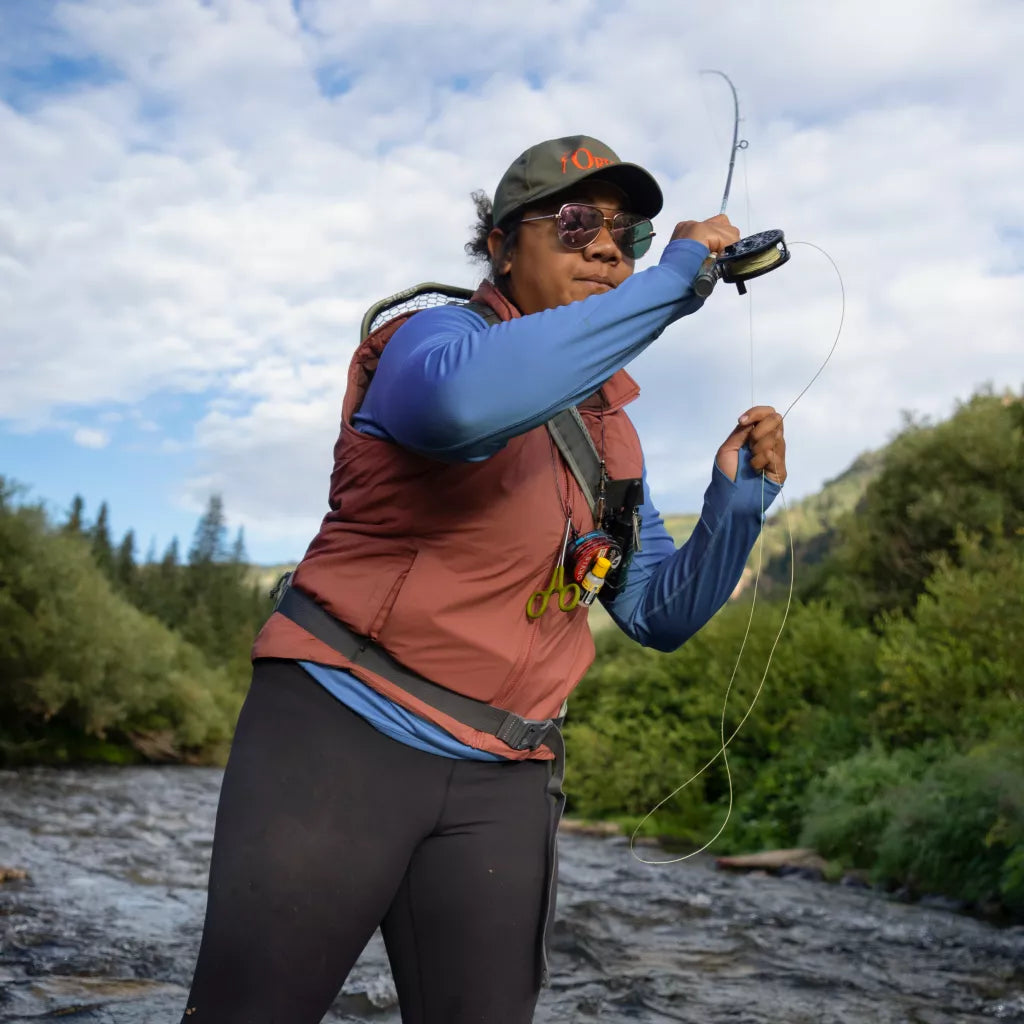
[487,227,513,276]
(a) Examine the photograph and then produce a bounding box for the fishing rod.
[693,70,790,298]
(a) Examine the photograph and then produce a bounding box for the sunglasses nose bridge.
[578,209,620,255]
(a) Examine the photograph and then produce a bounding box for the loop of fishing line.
[630,244,844,865]
[629,75,847,867]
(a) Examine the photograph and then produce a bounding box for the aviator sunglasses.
[519,203,656,259]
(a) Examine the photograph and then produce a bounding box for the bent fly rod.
[693,70,790,298]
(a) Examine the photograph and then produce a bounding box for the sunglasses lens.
[553,205,654,258]
[556,204,604,249]
[612,214,655,259]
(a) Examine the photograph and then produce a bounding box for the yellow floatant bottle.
[579,556,612,607]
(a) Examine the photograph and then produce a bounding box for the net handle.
[360,282,475,341]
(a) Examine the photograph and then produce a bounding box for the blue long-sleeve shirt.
[304,238,780,757]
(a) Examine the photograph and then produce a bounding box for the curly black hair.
[465,190,521,299]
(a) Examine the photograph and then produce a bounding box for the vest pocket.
[366,550,419,640]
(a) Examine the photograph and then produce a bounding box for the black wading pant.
[180,658,551,1024]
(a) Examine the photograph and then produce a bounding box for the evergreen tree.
[64,495,86,535]
[134,537,185,628]
[163,536,181,569]
[180,497,266,668]
[189,495,227,565]
[90,502,115,579]
[115,529,137,593]
[230,526,247,565]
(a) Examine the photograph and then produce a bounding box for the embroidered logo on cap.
[560,147,614,174]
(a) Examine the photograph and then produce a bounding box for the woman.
[181,134,786,1024]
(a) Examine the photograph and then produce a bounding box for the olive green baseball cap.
[492,135,663,227]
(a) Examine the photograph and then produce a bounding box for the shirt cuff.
[658,238,712,285]
[701,451,782,532]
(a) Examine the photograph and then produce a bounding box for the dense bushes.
[802,741,1024,913]
[565,598,880,847]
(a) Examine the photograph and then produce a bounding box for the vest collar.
[470,279,521,322]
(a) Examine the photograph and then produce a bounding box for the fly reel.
[693,228,790,298]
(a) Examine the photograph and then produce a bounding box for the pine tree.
[116,529,137,593]
[65,495,86,535]
[90,502,115,579]
[189,495,227,566]
[230,526,247,565]
[135,537,184,628]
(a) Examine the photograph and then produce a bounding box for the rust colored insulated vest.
[252,281,644,759]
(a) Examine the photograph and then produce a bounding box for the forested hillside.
[2,388,1021,914]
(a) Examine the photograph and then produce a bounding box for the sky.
[1,0,1021,564]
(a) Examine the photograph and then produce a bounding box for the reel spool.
[693,228,790,297]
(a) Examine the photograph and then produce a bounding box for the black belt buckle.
[497,713,554,751]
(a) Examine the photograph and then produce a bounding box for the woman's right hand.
[671,214,741,254]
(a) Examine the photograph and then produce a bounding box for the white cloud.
[0,0,1022,558]
[73,426,110,449]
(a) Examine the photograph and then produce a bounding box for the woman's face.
[488,182,636,315]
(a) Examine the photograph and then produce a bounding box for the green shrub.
[874,743,1024,911]
[799,743,937,866]
[801,741,1024,912]
[873,537,1024,746]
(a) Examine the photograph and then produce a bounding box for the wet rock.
[918,893,970,915]
[776,864,825,883]
[840,871,871,889]
[0,866,29,883]
[0,972,187,1022]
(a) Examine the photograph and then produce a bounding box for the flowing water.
[1,766,1021,1023]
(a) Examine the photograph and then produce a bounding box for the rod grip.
[693,255,719,298]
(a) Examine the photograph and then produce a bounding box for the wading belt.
[273,574,563,767]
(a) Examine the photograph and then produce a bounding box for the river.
[1,766,1022,1023]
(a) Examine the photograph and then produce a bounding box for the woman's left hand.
[716,406,787,485]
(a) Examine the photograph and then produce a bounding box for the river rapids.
[1,767,1022,1023]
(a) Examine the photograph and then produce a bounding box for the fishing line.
[628,72,846,864]
[630,245,844,865]
[780,242,846,419]
[743,147,755,407]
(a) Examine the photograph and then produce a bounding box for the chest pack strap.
[463,301,605,516]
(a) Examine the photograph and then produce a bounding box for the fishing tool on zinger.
[693,70,790,298]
